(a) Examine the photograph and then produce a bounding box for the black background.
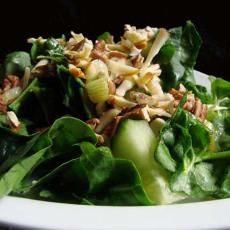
[0,0,229,80]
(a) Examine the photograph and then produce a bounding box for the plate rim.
[0,196,229,230]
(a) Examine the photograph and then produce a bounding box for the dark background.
[0,0,229,80]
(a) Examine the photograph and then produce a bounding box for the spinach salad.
[0,21,229,205]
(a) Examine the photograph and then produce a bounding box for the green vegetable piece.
[212,78,230,99]
[112,119,157,171]
[221,167,230,195]
[112,119,185,204]
[155,141,177,172]
[4,51,31,77]
[192,162,217,193]
[31,38,67,65]
[0,117,96,197]
[155,21,202,91]
[21,142,152,206]
[97,32,111,42]
[57,65,95,120]
[0,131,40,175]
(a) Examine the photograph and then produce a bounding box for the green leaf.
[196,151,230,162]
[189,121,211,151]
[170,169,192,194]
[206,77,230,151]
[0,148,46,197]
[97,32,111,42]
[80,142,114,194]
[218,135,230,151]
[31,38,67,65]
[192,162,217,193]
[9,78,66,127]
[103,159,152,205]
[155,21,202,90]
[221,167,230,195]
[0,117,96,197]
[156,105,229,198]
[4,51,31,77]
[0,130,40,174]
[20,141,152,206]
[57,65,95,120]
[155,141,177,172]
[183,81,212,103]
[179,21,202,67]
[212,78,230,99]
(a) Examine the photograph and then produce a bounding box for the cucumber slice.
[112,119,157,171]
[112,119,185,204]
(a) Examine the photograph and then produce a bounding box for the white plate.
[0,71,229,230]
[0,196,229,230]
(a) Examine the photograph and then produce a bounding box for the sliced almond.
[6,111,20,128]
[107,59,139,76]
[143,28,169,68]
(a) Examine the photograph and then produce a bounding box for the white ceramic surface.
[0,196,229,230]
[0,71,229,230]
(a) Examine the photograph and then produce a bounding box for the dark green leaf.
[3,51,31,77]
[9,78,66,127]
[155,21,202,90]
[192,162,217,193]
[155,141,176,172]
[57,65,95,120]
[0,132,40,175]
[31,38,67,65]
[0,117,96,197]
[221,167,230,195]
[20,141,152,205]
[196,151,230,162]
[97,32,111,42]
[212,78,230,99]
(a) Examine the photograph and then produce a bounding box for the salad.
[0,21,229,206]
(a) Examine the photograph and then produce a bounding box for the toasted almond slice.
[147,77,164,96]
[69,64,85,79]
[21,67,31,90]
[143,28,169,68]
[95,108,121,133]
[108,95,136,109]
[107,59,139,76]
[6,111,20,128]
[116,78,135,97]
[148,107,171,118]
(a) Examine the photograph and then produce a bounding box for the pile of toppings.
[63,25,207,141]
[0,25,208,136]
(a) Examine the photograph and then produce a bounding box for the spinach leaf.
[0,116,96,197]
[20,142,152,206]
[155,21,202,91]
[155,105,230,198]
[183,80,212,103]
[57,65,95,120]
[211,77,230,99]
[0,114,29,135]
[9,78,67,128]
[221,166,230,196]
[31,38,67,65]
[1,51,31,78]
[207,77,230,151]
[97,32,111,42]
[0,126,34,168]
